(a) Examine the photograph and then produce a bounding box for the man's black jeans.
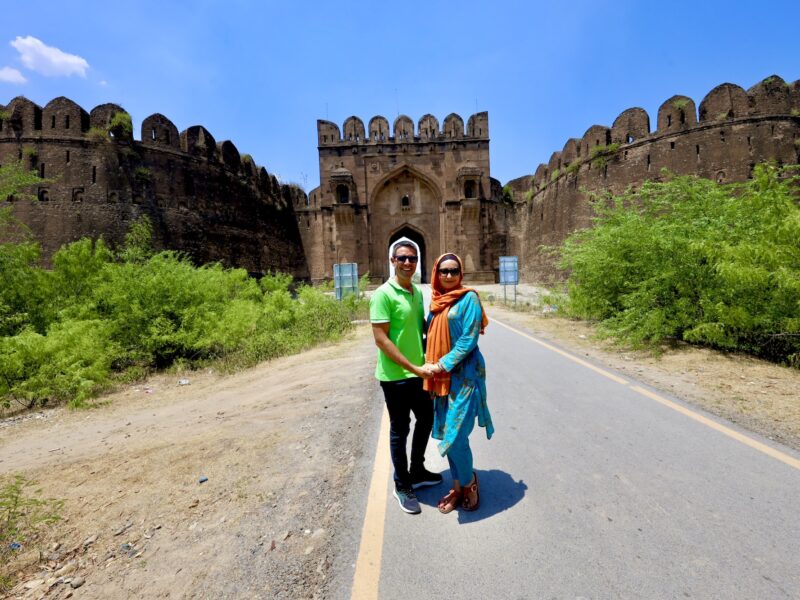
[379,377,433,489]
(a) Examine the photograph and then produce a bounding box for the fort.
[2,74,799,284]
[505,74,800,282]
[296,112,507,282]
[0,96,308,278]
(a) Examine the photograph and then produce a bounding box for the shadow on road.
[415,469,527,523]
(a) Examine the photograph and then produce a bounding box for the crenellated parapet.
[0,95,276,182]
[507,74,800,282]
[522,75,800,195]
[317,111,489,146]
[0,95,309,278]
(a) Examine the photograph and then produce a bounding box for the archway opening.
[388,226,427,283]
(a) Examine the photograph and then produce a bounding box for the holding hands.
[416,362,444,379]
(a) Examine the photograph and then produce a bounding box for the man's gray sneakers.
[393,486,421,514]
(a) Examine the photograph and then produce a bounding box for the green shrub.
[559,164,800,365]
[672,98,690,111]
[109,111,133,139]
[135,167,152,183]
[0,215,365,407]
[502,184,514,203]
[87,126,109,143]
[590,143,620,168]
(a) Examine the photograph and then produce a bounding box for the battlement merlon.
[317,111,489,146]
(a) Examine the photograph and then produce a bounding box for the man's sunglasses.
[438,268,461,276]
[393,255,419,264]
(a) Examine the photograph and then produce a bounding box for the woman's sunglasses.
[438,268,461,276]
[393,255,419,264]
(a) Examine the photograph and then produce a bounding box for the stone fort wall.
[296,111,508,283]
[0,96,308,278]
[505,75,800,282]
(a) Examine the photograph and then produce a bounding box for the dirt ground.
[1,327,378,600]
[474,283,800,452]
[2,289,798,599]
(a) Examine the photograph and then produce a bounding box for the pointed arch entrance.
[389,225,428,283]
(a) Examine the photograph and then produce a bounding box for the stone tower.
[294,112,508,282]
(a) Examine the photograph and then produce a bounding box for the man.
[370,241,442,514]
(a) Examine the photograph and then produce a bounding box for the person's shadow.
[415,469,527,523]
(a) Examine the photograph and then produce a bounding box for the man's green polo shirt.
[370,278,425,381]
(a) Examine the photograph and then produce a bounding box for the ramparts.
[506,75,800,282]
[0,96,308,278]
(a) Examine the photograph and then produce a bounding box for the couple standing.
[370,241,494,515]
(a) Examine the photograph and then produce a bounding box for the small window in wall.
[401,194,410,210]
[51,115,56,128]
[92,166,97,184]
[65,115,70,129]
[336,184,349,204]
[679,111,685,124]
[151,128,157,141]
[670,141,675,150]
[165,130,171,144]
[39,163,45,178]
[66,150,70,163]
[627,135,634,143]
[464,180,476,199]
[667,115,672,127]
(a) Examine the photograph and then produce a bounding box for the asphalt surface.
[361,295,800,599]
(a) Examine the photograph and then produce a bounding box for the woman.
[424,253,494,513]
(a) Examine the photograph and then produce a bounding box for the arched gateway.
[295,111,507,283]
[389,226,427,283]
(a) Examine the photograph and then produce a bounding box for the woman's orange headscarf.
[423,253,489,396]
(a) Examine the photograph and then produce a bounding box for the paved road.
[350,296,800,599]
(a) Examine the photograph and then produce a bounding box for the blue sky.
[1,1,798,189]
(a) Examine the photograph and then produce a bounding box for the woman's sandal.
[461,472,480,512]
[437,488,462,514]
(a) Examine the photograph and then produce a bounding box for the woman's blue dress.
[430,291,494,457]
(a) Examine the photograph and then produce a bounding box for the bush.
[0,216,366,408]
[558,164,800,365]
[108,111,133,139]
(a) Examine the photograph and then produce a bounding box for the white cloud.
[0,66,27,84]
[98,80,107,86]
[10,36,89,78]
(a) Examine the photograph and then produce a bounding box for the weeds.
[0,474,64,591]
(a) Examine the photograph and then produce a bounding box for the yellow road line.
[350,314,800,596]
[491,315,800,471]
[630,385,800,470]
[350,406,391,600]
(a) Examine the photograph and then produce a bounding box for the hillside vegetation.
[558,164,800,366]
[0,162,364,410]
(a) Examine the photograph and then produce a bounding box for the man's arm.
[371,323,431,379]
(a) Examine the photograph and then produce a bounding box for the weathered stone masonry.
[3,75,797,286]
[295,112,509,283]
[505,75,800,282]
[0,96,308,278]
